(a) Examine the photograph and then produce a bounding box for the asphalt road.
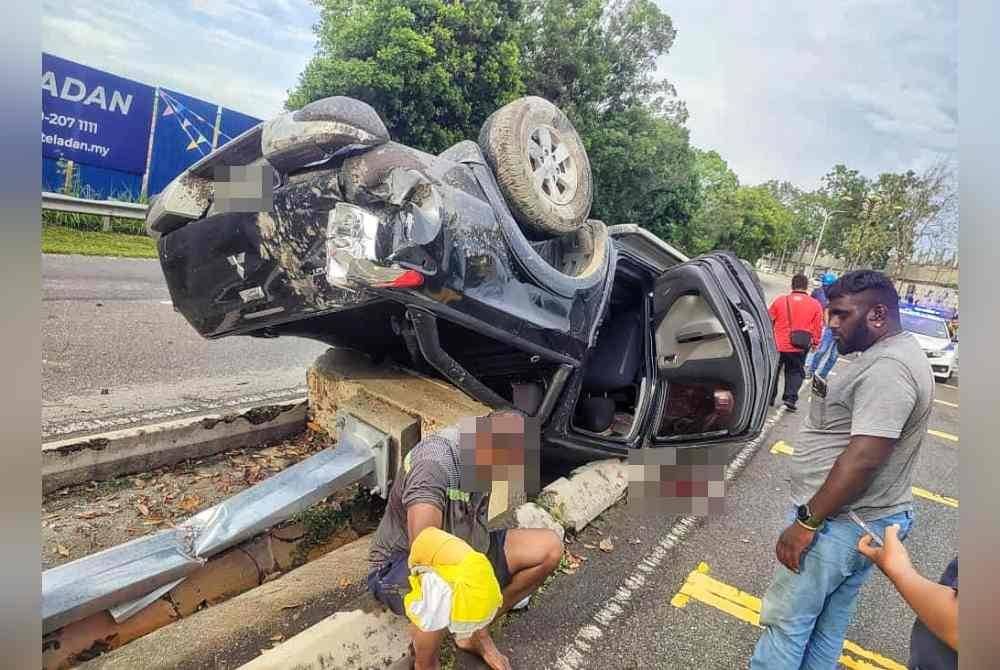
[42,254,328,439]
[474,378,959,670]
[448,270,961,669]
[40,261,789,441]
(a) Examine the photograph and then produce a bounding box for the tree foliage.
[812,161,957,275]
[285,0,952,271]
[519,0,686,124]
[584,106,699,240]
[287,0,525,153]
[519,0,697,238]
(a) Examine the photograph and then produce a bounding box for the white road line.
[159,300,173,305]
[548,406,787,669]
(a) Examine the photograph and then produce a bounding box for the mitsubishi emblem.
[227,252,246,279]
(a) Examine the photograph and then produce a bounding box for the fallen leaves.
[41,431,332,568]
[599,538,615,553]
[177,495,203,513]
[561,550,586,575]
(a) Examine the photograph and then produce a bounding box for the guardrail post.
[102,215,112,232]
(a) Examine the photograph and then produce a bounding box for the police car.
[900,306,957,381]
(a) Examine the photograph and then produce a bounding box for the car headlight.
[925,350,943,359]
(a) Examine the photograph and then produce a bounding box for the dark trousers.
[779,350,807,405]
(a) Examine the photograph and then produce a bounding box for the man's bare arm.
[406,502,444,545]
[892,567,959,650]
[858,527,958,650]
[807,434,896,519]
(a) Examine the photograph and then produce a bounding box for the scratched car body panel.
[150,96,778,458]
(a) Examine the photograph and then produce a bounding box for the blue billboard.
[41,53,155,174]
[147,88,222,196]
[41,54,262,198]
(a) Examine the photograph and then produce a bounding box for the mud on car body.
[148,95,779,463]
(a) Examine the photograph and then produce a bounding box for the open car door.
[650,252,778,446]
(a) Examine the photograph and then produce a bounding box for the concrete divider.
[237,606,410,670]
[77,536,376,670]
[43,400,307,494]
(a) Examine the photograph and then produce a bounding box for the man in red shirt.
[768,274,824,411]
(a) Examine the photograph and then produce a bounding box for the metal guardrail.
[42,411,389,634]
[42,191,148,229]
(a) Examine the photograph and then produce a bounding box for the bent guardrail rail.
[42,412,388,635]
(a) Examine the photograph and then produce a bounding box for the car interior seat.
[576,309,643,433]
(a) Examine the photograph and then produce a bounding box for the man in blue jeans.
[807,272,839,378]
[751,270,934,669]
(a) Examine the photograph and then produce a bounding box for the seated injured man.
[367,410,563,670]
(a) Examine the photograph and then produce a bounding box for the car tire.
[478,97,593,238]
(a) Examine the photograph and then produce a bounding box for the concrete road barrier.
[237,607,410,670]
[538,459,629,532]
[42,400,307,494]
[78,536,376,670]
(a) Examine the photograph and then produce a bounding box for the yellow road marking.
[911,486,959,508]
[671,563,906,670]
[927,429,959,442]
[933,399,958,408]
[770,440,794,455]
[769,444,958,508]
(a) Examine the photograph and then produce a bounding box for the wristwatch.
[796,504,824,531]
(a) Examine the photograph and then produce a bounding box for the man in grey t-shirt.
[367,410,562,670]
[752,270,934,669]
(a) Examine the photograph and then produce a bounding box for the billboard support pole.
[140,87,160,201]
[211,105,223,150]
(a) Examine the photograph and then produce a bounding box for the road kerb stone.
[237,606,410,670]
[539,458,628,532]
[514,502,565,542]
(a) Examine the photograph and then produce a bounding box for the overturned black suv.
[147,95,778,459]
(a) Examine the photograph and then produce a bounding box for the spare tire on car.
[478,96,593,238]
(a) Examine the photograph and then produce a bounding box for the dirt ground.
[42,429,341,571]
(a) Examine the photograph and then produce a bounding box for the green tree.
[684,149,741,254]
[520,0,686,126]
[519,0,698,243]
[287,0,526,153]
[761,181,829,266]
[818,164,869,258]
[716,186,793,264]
[879,162,956,277]
[585,106,699,241]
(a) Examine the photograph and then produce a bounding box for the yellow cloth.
[403,527,503,636]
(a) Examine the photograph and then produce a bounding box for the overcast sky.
[42,0,956,189]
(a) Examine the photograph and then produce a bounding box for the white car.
[900,308,957,381]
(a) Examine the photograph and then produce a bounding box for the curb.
[43,399,307,494]
[72,399,790,669]
[236,405,790,670]
[78,536,377,670]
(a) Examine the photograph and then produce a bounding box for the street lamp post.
[807,212,831,280]
[807,201,852,280]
